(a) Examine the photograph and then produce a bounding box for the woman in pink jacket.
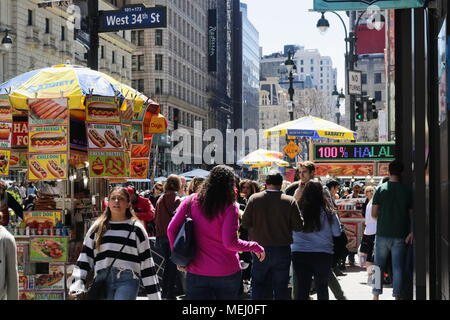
[167,165,265,300]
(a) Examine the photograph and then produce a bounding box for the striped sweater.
[70,219,161,300]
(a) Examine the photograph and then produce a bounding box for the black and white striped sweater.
[70,219,161,300]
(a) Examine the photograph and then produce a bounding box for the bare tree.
[293,89,333,120]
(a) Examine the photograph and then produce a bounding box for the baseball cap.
[126,186,135,196]
[352,181,363,188]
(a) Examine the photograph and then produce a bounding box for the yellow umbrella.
[264,116,357,140]
[237,149,289,168]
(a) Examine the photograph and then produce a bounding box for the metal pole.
[289,70,294,121]
[349,31,356,132]
[87,0,99,70]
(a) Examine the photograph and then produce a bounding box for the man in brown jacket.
[242,171,303,300]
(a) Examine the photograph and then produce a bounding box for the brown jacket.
[241,190,303,247]
[155,192,181,237]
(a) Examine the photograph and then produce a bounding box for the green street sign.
[313,0,425,11]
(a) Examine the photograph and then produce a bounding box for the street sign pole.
[87,0,99,70]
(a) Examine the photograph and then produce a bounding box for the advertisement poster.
[122,125,131,152]
[0,122,12,148]
[131,140,151,158]
[20,291,65,300]
[378,163,390,176]
[19,273,35,291]
[121,100,134,125]
[131,158,149,179]
[28,125,68,153]
[145,113,166,134]
[23,211,63,228]
[133,105,146,122]
[35,264,65,290]
[28,153,68,181]
[69,149,88,168]
[0,149,10,176]
[30,236,68,262]
[0,94,12,121]
[131,123,144,145]
[314,163,374,177]
[12,120,28,148]
[28,98,69,126]
[16,242,30,273]
[89,151,130,178]
[86,96,120,123]
[10,150,28,167]
[87,123,123,150]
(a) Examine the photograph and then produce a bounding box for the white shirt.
[364,200,377,235]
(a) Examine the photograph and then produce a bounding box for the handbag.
[86,221,136,300]
[170,196,196,267]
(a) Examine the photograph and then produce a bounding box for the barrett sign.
[98,5,166,32]
[313,0,425,11]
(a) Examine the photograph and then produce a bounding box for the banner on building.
[208,9,217,72]
[313,0,425,11]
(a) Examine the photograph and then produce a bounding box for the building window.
[155,54,163,71]
[375,91,382,101]
[310,67,314,72]
[61,26,65,41]
[300,60,303,65]
[131,30,144,46]
[101,46,105,59]
[45,18,50,34]
[137,79,144,93]
[28,10,33,26]
[132,55,144,71]
[300,67,304,73]
[362,74,367,84]
[122,56,125,68]
[112,51,116,64]
[155,79,163,95]
[155,29,163,46]
[362,91,367,96]
[310,59,314,64]
[374,73,382,84]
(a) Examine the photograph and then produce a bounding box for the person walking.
[69,187,161,300]
[291,181,342,300]
[0,212,19,300]
[293,161,316,202]
[372,160,413,300]
[148,182,164,208]
[242,171,303,300]
[167,165,265,300]
[359,186,376,284]
[155,175,182,300]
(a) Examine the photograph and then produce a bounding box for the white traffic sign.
[348,70,362,95]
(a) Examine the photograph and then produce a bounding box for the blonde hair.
[94,187,136,251]
[364,186,375,193]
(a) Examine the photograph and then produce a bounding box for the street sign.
[313,0,425,11]
[98,4,166,33]
[284,140,301,159]
[348,70,362,95]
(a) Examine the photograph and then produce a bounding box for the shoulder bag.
[86,221,136,300]
[169,196,196,267]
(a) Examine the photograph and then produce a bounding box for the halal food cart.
[310,142,395,253]
[0,65,167,300]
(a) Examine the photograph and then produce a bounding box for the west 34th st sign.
[98,4,166,32]
[313,0,425,11]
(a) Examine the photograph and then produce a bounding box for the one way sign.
[98,4,166,33]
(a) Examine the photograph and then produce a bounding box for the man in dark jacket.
[242,171,303,300]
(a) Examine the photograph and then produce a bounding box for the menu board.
[27,98,69,126]
[87,123,123,150]
[89,151,130,178]
[131,123,144,144]
[86,96,120,123]
[28,125,68,153]
[28,153,68,181]
[30,236,68,262]
[0,122,12,148]
[130,158,149,179]
[10,150,27,168]
[0,149,10,176]
[314,163,374,177]
[378,162,389,176]
[122,125,131,152]
[23,211,63,228]
[19,291,65,300]
[131,140,151,158]
[35,264,65,290]
[121,99,134,125]
[0,94,13,121]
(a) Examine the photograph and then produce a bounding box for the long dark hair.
[197,165,236,220]
[298,181,335,233]
[94,187,136,251]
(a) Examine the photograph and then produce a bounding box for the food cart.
[310,142,395,253]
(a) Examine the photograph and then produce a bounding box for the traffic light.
[355,100,364,121]
[366,97,378,120]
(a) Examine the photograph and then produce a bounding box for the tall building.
[240,3,259,135]
[129,0,210,174]
[0,0,134,84]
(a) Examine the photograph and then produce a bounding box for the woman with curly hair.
[167,165,265,300]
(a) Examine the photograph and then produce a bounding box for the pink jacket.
[167,194,264,277]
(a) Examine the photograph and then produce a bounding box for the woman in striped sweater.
[69,187,161,300]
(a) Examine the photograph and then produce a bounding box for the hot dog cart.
[310,142,395,253]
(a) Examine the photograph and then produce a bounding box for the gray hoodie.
[0,226,18,300]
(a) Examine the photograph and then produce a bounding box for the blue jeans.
[95,268,140,300]
[372,236,406,297]
[251,246,291,300]
[186,271,241,300]
[292,252,333,300]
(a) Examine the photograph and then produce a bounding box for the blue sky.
[243,0,349,90]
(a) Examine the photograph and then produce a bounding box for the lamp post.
[284,50,297,121]
[0,28,13,83]
[317,12,357,131]
[332,85,345,125]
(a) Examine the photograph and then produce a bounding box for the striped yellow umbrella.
[237,149,289,168]
[264,116,357,140]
